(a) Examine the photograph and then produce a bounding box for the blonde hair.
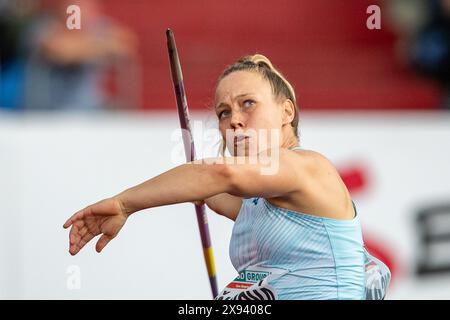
[216,54,300,156]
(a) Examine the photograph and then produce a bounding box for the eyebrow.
[215,93,254,109]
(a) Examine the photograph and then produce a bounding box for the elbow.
[213,162,235,193]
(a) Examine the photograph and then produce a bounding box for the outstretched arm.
[119,148,308,217]
[116,160,231,216]
[63,149,309,255]
[63,160,231,255]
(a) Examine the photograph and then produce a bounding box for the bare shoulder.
[288,148,337,175]
[270,147,341,196]
[276,148,354,220]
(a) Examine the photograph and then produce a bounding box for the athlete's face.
[215,71,293,156]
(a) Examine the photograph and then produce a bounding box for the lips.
[234,135,249,145]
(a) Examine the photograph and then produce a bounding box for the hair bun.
[238,54,275,71]
[230,53,296,103]
[250,54,275,70]
[251,54,296,103]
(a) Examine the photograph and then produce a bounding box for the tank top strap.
[351,200,358,218]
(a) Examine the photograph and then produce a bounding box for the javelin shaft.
[166,28,219,299]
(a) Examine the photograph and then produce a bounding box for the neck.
[281,129,299,150]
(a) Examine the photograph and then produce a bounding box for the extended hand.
[63,197,128,255]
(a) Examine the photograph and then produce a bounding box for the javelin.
[166,28,218,299]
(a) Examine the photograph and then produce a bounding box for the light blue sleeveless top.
[228,146,366,300]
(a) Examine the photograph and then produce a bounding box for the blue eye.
[243,99,255,107]
[218,110,230,119]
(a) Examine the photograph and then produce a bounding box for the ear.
[281,99,295,125]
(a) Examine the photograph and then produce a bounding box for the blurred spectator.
[411,0,450,109]
[388,0,450,109]
[0,0,37,111]
[22,0,138,111]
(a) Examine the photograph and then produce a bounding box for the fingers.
[69,223,79,248]
[69,220,84,245]
[64,198,121,229]
[78,225,88,237]
[63,207,89,229]
[68,220,95,255]
[69,229,96,256]
[95,234,112,253]
[64,198,121,255]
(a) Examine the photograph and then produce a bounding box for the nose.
[230,110,245,130]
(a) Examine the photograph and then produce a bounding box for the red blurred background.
[102,0,442,110]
